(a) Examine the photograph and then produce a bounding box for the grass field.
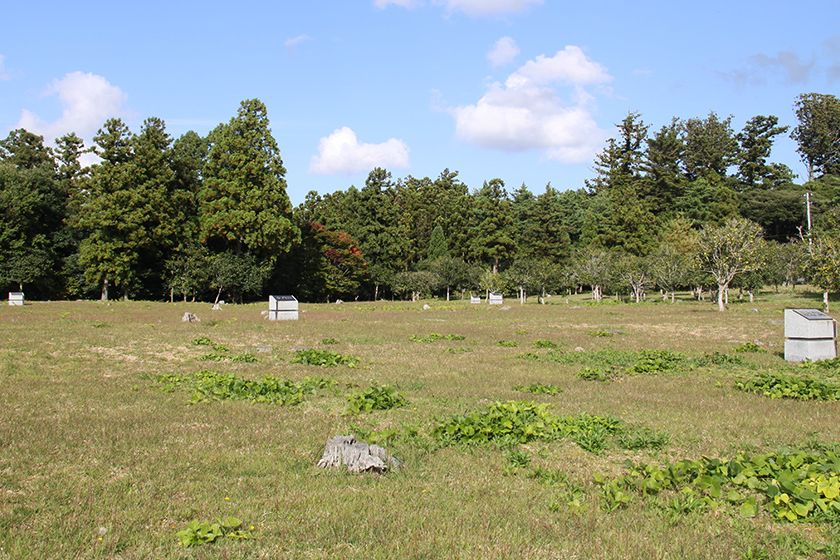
[1,291,840,559]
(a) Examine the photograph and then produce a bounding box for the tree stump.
[317,435,400,474]
[181,312,199,323]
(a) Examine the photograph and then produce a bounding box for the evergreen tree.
[736,115,791,189]
[469,178,516,273]
[791,93,840,181]
[200,99,299,260]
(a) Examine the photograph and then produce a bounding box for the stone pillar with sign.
[489,293,503,305]
[784,308,837,362]
[8,292,24,306]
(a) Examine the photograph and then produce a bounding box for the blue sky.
[1,1,838,203]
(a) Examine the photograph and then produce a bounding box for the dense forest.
[1,94,839,310]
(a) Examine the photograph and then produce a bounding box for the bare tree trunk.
[824,290,830,313]
[717,283,726,312]
[170,287,174,303]
[724,287,729,305]
[214,286,223,305]
[749,290,754,303]
[374,283,379,301]
[671,291,675,303]
[101,278,109,301]
[446,286,450,301]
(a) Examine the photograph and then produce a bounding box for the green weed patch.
[176,517,251,547]
[513,383,562,396]
[596,449,840,523]
[291,349,359,367]
[734,342,766,353]
[497,340,518,348]
[532,339,560,349]
[347,384,408,414]
[409,333,466,343]
[735,372,840,401]
[155,370,334,404]
[432,400,664,453]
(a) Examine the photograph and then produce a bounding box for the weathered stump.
[317,435,399,474]
[181,312,199,323]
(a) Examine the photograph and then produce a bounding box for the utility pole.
[805,191,813,248]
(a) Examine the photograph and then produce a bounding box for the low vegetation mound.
[513,383,563,395]
[735,372,840,401]
[409,333,465,343]
[597,449,840,523]
[155,370,334,404]
[347,385,408,414]
[176,517,252,547]
[291,349,359,367]
[432,400,667,453]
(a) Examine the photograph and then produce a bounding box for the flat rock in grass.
[181,312,199,323]
[317,435,400,474]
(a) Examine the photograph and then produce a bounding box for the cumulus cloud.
[310,127,410,175]
[284,34,311,51]
[16,71,128,145]
[0,54,9,80]
[450,46,611,163]
[374,0,541,16]
[488,36,520,68]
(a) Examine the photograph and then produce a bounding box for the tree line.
[1,94,838,310]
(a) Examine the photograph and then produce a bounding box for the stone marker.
[269,295,299,321]
[8,292,24,306]
[489,293,503,305]
[784,308,837,362]
[181,312,199,323]
[422,304,431,310]
[317,435,400,474]
[470,295,481,304]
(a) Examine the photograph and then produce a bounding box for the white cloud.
[0,54,9,80]
[310,127,410,175]
[284,34,311,51]
[374,0,420,8]
[16,71,128,145]
[450,46,611,163]
[488,36,520,68]
[374,0,541,16]
[436,0,542,16]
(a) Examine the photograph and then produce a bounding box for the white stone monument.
[8,292,23,306]
[470,295,481,304]
[489,293,503,305]
[268,295,299,321]
[784,308,837,362]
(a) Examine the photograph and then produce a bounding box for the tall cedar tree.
[469,178,516,273]
[200,99,299,261]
